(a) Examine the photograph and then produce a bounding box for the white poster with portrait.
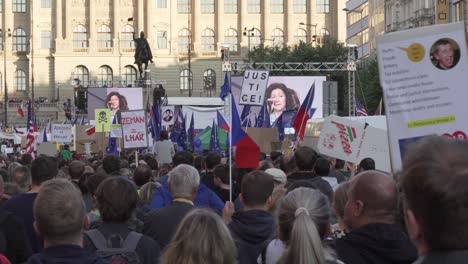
[377,22,468,171]
[161,106,175,126]
[239,70,270,106]
[121,110,148,149]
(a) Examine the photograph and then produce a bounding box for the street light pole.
[244,28,254,63]
[343,8,364,58]
[299,22,317,46]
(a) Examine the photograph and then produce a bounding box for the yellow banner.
[407,115,455,128]
[436,0,449,24]
[94,109,111,132]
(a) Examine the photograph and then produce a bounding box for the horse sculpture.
[133,31,154,79]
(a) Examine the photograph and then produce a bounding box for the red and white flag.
[17,102,25,117]
[26,128,36,159]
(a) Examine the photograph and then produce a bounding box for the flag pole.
[295,83,315,147]
[228,72,233,202]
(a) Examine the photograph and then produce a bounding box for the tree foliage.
[356,59,383,115]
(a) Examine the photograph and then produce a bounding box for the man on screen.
[432,39,455,70]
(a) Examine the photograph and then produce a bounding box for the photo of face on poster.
[88,88,143,123]
[429,38,461,70]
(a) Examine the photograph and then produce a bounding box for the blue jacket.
[150,182,224,215]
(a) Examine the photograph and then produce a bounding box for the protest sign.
[94,109,111,132]
[51,124,73,143]
[37,142,57,156]
[161,106,175,126]
[377,22,468,171]
[110,124,122,138]
[121,110,148,149]
[239,70,270,106]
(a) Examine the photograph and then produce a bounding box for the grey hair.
[168,164,200,197]
[278,187,333,264]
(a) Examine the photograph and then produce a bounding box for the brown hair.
[333,182,350,220]
[241,170,274,207]
[401,136,468,250]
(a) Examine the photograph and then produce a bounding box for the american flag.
[354,97,368,116]
[26,123,36,158]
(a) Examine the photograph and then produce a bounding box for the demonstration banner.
[317,115,391,172]
[94,109,111,132]
[121,110,148,149]
[51,124,73,143]
[161,106,175,126]
[239,70,270,106]
[110,124,122,138]
[377,22,468,171]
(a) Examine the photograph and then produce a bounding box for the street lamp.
[1,28,11,128]
[343,8,364,59]
[243,28,255,63]
[299,22,318,45]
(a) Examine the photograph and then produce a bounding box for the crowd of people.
[0,135,466,264]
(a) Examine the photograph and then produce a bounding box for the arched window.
[203,69,216,90]
[73,25,88,48]
[180,69,192,90]
[15,70,26,91]
[13,28,27,52]
[98,66,113,87]
[271,28,284,47]
[201,28,215,52]
[250,28,261,51]
[178,28,192,52]
[73,66,89,87]
[316,28,331,46]
[294,28,307,44]
[97,25,112,48]
[123,66,137,87]
[224,28,238,52]
[121,25,135,49]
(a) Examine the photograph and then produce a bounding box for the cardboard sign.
[37,142,57,157]
[51,124,73,143]
[318,115,391,172]
[94,109,111,132]
[377,22,468,170]
[121,110,148,149]
[161,106,175,126]
[110,124,122,138]
[239,70,270,106]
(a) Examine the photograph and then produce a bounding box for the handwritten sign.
[51,124,73,143]
[110,124,122,138]
[94,109,111,132]
[239,70,270,106]
[121,110,148,149]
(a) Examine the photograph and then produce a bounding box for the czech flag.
[17,102,25,117]
[293,83,316,141]
[217,111,230,132]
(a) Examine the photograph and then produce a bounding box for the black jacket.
[28,245,106,264]
[417,250,468,264]
[334,223,417,264]
[143,201,193,250]
[286,171,333,201]
[0,209,32,263]
[228,210,276,264]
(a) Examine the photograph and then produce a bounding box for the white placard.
[161,106,175,126]
[110,124,122,138]
[377,22,468,171]
[51,124,73,143]
[239,70,270,106]
[121,110,148,149]
[5,148,13,154]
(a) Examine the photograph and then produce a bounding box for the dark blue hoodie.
[228,210,276,264]
[27,245,108,264]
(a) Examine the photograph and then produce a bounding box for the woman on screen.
[265,83,299,127]
[105,91,129,123]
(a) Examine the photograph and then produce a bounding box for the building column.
[146,0,154,43]
[55,0,63,40]
[138,0,144,34]
[262,0,269,46]
[88,0,96,51]
[113,0,120,54]
[286,0,294,45]
[64,0,71,40]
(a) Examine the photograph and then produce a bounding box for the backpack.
[85,229,142,264]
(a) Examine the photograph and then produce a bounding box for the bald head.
[344,171,397,229]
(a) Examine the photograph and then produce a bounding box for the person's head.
[7,162,22,182]
[314,158,330,177]
[161,209,237,264]
[400,136,468,254]
[358,158,375,172]
[140,31,145,38]
[240,170,274,209]
[278,188,332,264]
[279,153,297,175]
[333,182,350,232]
[102,155,121,174]
[85,173,109,197]
[64,145,70,151]
[172,151,194,166]
[213,164,230,187]
[265,83,294,114]
[265,168,287,188]
[34,179,86,247]
[433,39,454,69]
[31,156,58,187]
[96,177,138,223]
[13,166,31,193]
[160,130,169,141]
[133,164,152,188]
[294,146,318,171]
[344,170,397,230]
[270,151,283,162]
[146,157,158,171]
[205,152,221,171]
[68,160,85,181]
[258,160,274,171]
[0,169,7,183]
[335,159,345,170]
[20,153,33,167]
[105,91,128,111]
[168,164,200,200]
[139,182,159,205]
